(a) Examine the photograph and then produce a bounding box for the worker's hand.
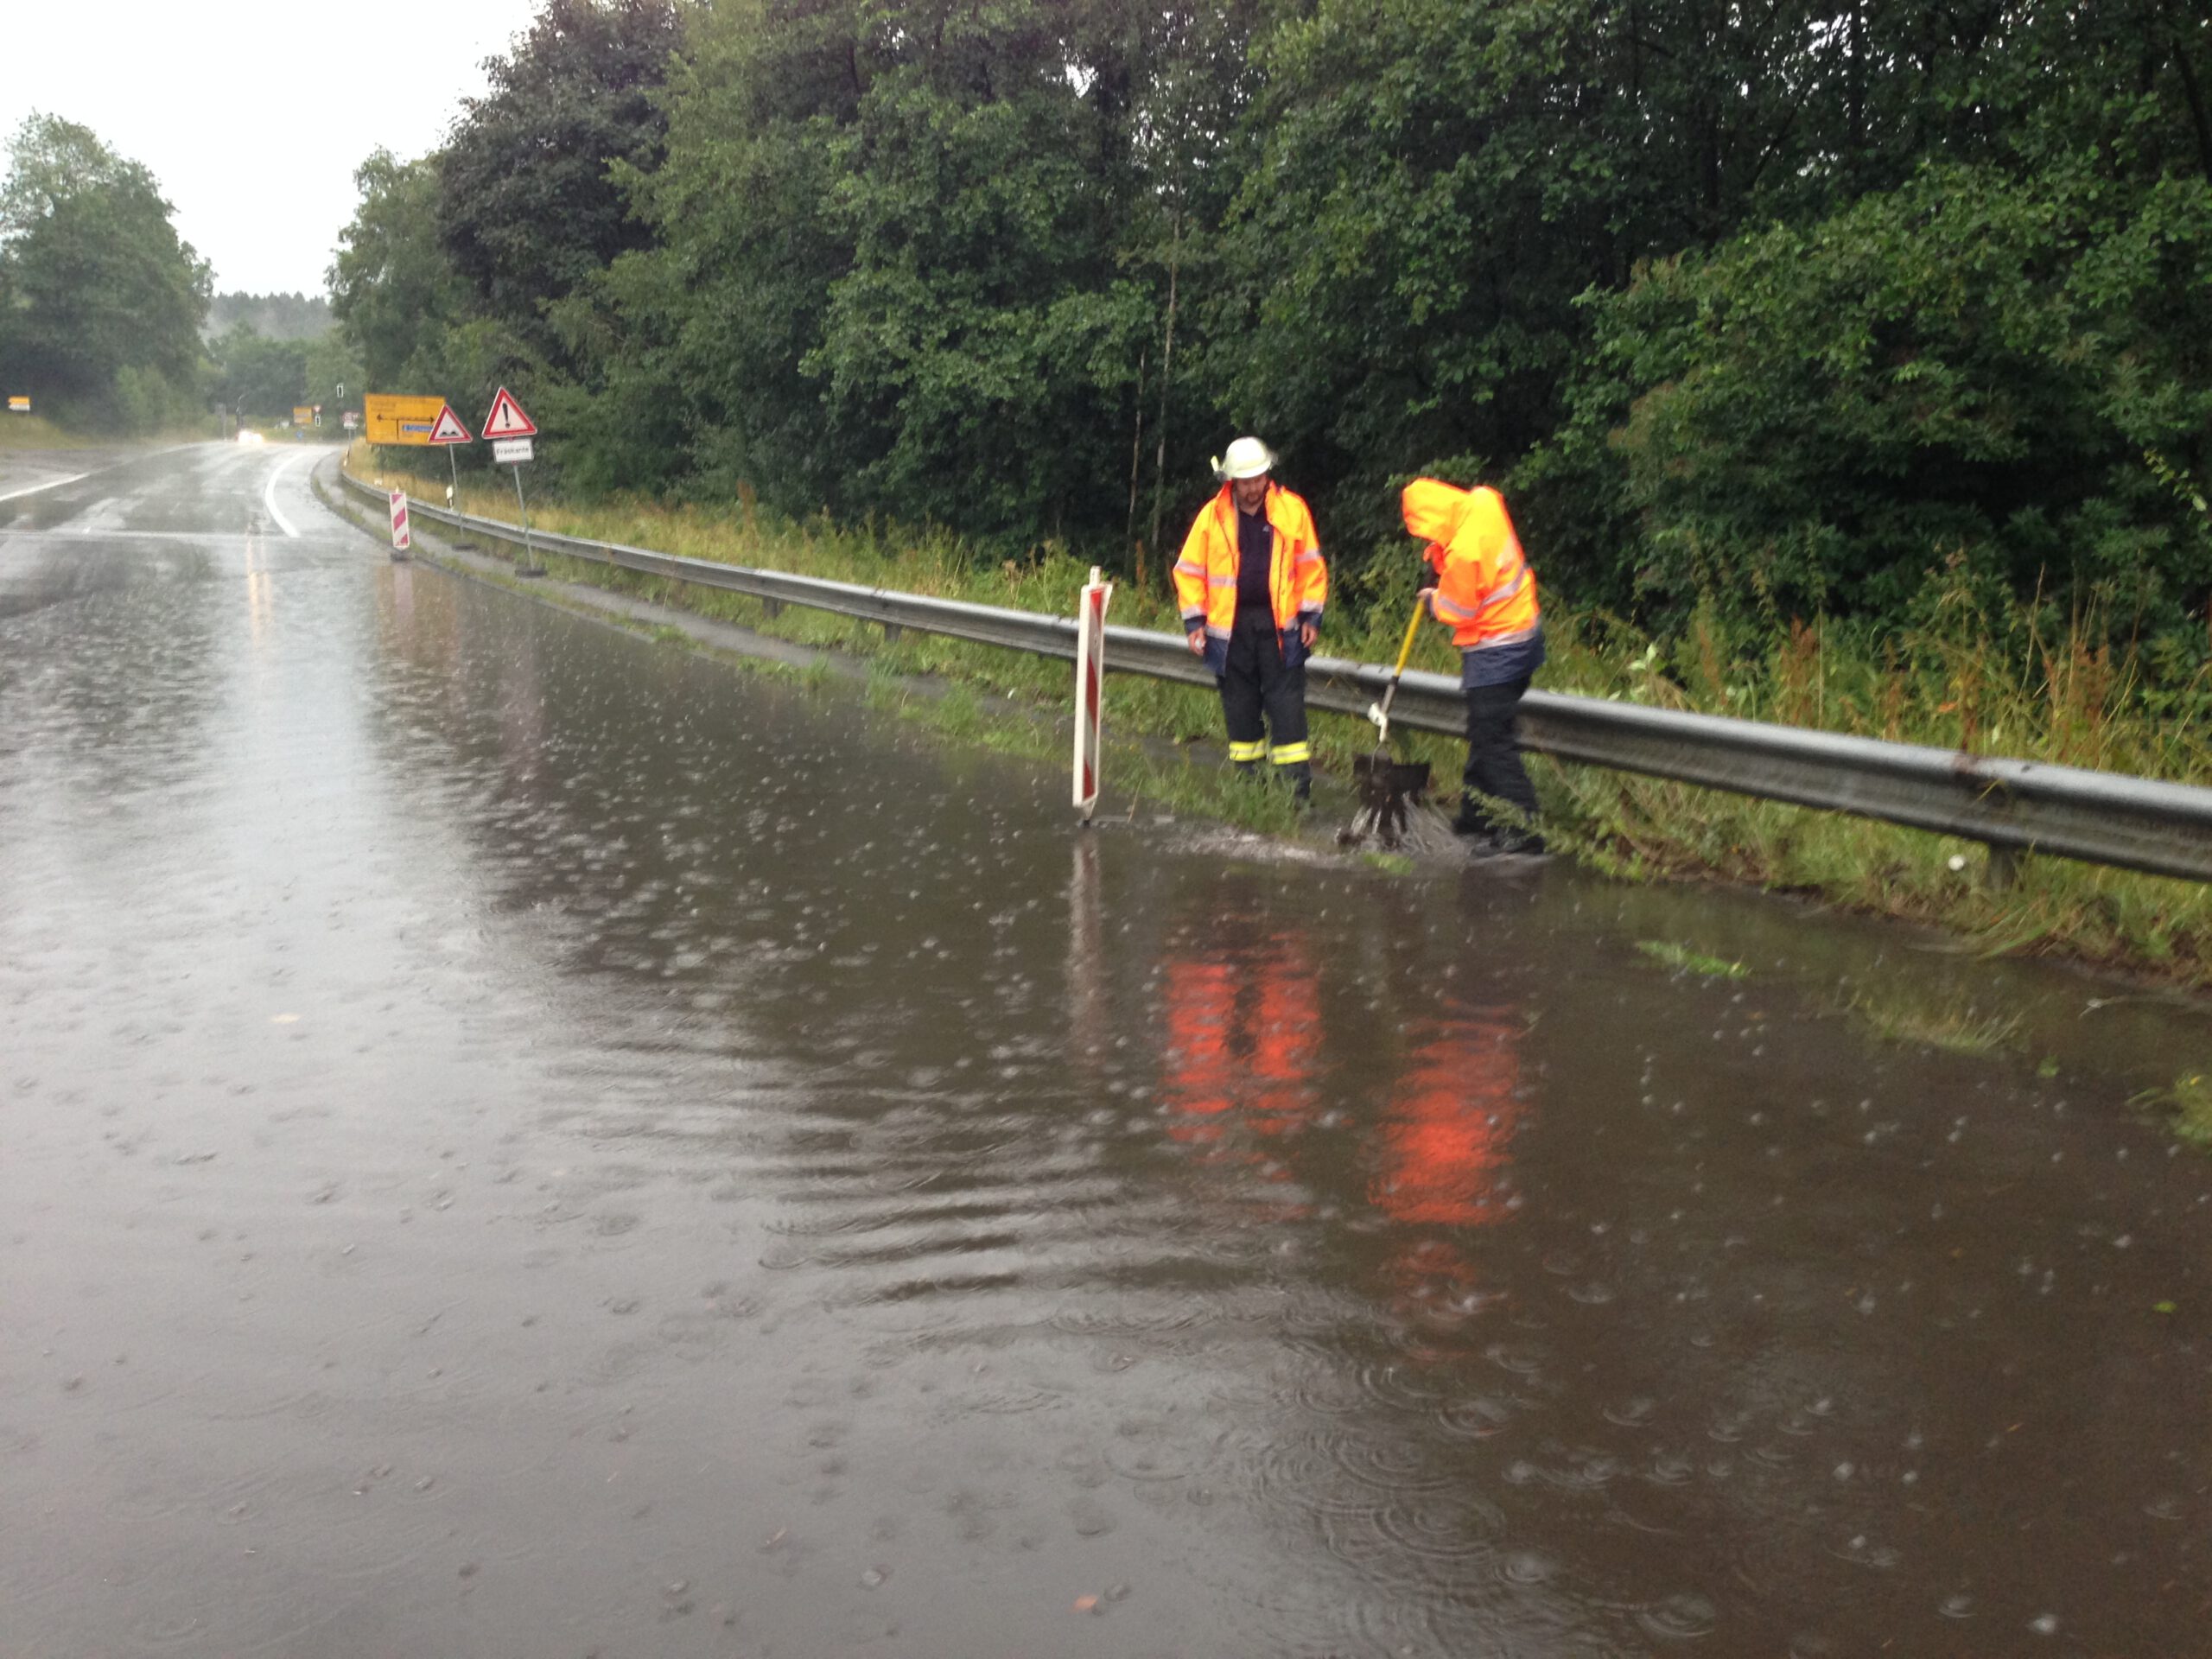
[1300,621,1319,651]
[1186,629,1206,657]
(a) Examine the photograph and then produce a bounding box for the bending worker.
[1175,437,1328,801]
[1402,477,1545,853]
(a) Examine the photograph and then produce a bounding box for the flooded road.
[4,444,2209,1656]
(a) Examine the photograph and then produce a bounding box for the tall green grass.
[349,450,2212,985]
[0,414,105,451]
[1,412,229,451]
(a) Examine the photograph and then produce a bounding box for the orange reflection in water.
[1370,1008,1522,1227]
[1372,1005,1525,1344]
[1160,932,1320,1158]
[1154,918,1529,1332]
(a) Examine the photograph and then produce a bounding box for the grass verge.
[1,416,231,453]
[1636,940,1751,979]
[0,415,99,450]
[2132,1073,2212,1147]
[1841,984,2024,1055]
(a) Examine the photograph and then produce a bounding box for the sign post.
[1072,566,1113,821]
[426,403,473,538]
[388,489,412,562]
[481,387,543,577]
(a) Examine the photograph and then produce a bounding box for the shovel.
[1338,594,1433,850]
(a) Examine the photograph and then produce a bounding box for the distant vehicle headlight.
[238,429,264,446]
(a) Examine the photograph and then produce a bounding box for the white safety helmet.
[1212,436,1276,481]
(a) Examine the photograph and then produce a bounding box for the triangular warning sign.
[427,404,472,445]
[481,385,537,439]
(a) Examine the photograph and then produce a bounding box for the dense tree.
[205,291,333,342]
[210,325,308,420]
[327,149,471,392]
[327,0,2212,668]
[538,0,870,503]
[587,0,1255,532]
[1529,1,2212,649]
[1563,164,2212,639]
[799,0,1160,535]
[0,114,209,428]
[436,0,682,353]
[303,334,365,425]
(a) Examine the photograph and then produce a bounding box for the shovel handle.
[1391,593,1427,679]
[1370,593,1430,740]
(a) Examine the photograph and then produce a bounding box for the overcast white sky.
[3,0,545,294]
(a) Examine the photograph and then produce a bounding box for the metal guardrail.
[340,467,2212,883]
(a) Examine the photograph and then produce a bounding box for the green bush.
[1548,163,2212,656]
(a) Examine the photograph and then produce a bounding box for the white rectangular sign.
[493,437,534,465]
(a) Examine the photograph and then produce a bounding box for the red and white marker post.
[1071,566,1113,820]
[388,488,411,561]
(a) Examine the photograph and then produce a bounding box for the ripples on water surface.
[3,480,2209,1655]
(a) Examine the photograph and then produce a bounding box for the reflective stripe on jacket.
[1173,483,1327,641]
[1401,479,1540,650]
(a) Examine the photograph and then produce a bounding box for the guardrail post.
[1984,841,2021,891]
[881,621,903,645]
[761,597,784,620]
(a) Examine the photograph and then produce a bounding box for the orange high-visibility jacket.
[1402,479,1540,650]
[1173,483,1327,642]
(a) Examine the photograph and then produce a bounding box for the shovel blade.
[1349,754,1431,849]
[1353,753,1430,798]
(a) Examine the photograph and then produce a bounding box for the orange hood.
[1401,478,1469,544]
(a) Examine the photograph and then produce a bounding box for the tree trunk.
[1126,346,1147,537]
[2166,5,2212,185]
[1147,219,1181,569]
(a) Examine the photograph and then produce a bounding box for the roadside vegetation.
[0,414,101,451]
[2140,1073,2212,1147]
[0,113,361,442]
[0,116,208,433]
[346,447,2212,987]
[326,2,2212,662]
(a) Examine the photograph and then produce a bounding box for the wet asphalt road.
[3,443,2210,1657]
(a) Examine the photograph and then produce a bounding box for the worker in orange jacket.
[1174,437,1328,801]
[1402,478,1545,853]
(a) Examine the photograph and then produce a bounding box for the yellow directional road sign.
[363,393,448,447]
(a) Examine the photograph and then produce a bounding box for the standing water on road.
[4,448,2210,1656]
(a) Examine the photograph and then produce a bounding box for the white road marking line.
[6,528,304,543]
[0,441,205,508]
[262,450,303,537]
[0,472,91,503]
